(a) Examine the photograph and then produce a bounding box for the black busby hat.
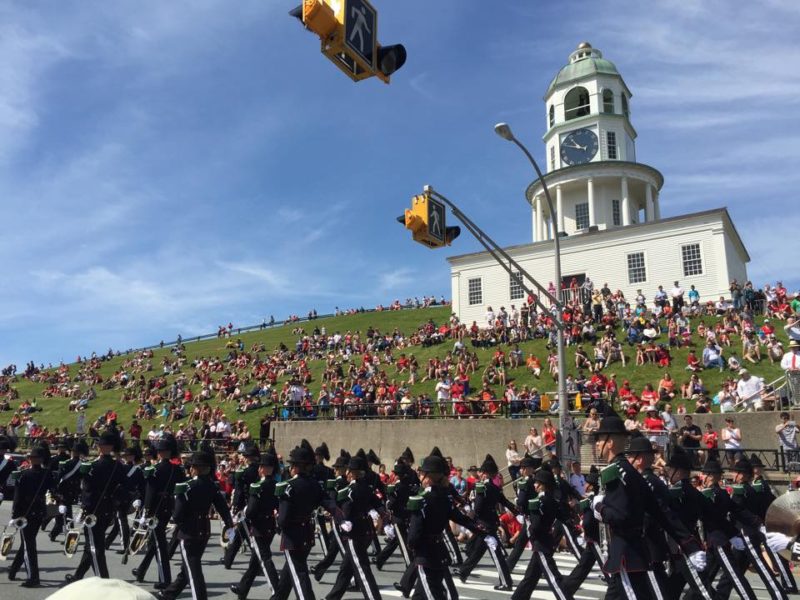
[667,446,693,471]
[315,442,330,461]
[546,457,562,470]
[57,439,71,450]
[596,414,628,436]
[367,449,381,466]
[534,470,556,487]
[288,443,315,465]
[189,450,215,468]
[155,434,178,456]
[732,458,753,475]
[260,452,278,468]
[241,444,260,459]
[520,456,542,469]
[356,448,367,459]
[420,454,448,475]
[430,446,443,458]
[28,445,48,460]
[585,469,600,486]
[333,449,350,469]
[0,436,10,452]
[74,440,90,456]
[749,453,764,468]
[480,454,498,475]
[123,445,143,461]
[99,430,119,447]
[702,460,723,475]
[348,456,369,472]
[393,459,411,475]
[401,446,415,465]
[626,436,656,455]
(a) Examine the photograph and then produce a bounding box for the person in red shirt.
[129,420,142,441]
[643,407,664,432]
[686,350,702,372]
[499,509,522,546]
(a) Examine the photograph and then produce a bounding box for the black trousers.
[314,522,345,579]
[9,516,42,583]
[223,520,250,568]
[458,532,513,588]
[506,524,528,570]
[137,519,171,584]
[442,527,463,566]
[717,538,787,600]
[104,506,131,551]
[561,540,608,595]
[511,549,573,600]
[238,534,279,598]
[162,537,210,600]
[412,564,453,600]
[327,536,382,600]
[665,553,715,600]
[702,544,757,600]
[375,519,411,569]
[273,546,316,600]
[73,518,111,579]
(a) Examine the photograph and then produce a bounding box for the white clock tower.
[529,42,663,241]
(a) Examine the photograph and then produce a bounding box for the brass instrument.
[64,511,97,558]
[221,511,244,549]
[127,515,157,557]
[1,517,28,560]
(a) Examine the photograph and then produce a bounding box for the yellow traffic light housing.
[289,0,406,84]
[398,194,460,249]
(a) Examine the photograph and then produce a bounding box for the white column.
[645,184,654,222]
[587,178,596,226]
[621,176,630,226]
[653,188,661,220]
[556,185,564,233]
[535,195,544,242]
[531,203,537,243]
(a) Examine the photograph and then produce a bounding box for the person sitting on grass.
[685,350,702,372]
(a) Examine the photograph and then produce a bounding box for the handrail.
[733,374,787,412]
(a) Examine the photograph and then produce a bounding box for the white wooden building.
[448,42,750,324]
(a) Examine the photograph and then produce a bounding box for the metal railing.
[732,374,788,412]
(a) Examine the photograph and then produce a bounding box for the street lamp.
[494,122,569,455]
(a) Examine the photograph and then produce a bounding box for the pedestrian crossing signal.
[398,194,460,249]
[289,0,406,84]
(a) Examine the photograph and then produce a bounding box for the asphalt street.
[0,503,782,599]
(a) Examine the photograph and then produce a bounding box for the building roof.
[446,207,751,264]
[546,44,622,97]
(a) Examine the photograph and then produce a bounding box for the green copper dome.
[546,43,621,97]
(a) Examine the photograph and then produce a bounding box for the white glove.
[225,527,236,542]
[515,514,525,525]
[592,494,605,522]
[58,505,67,515]
[132,499,142,510]
[384,524,396,540]
[340,520,353,533]
[767,532,793,554]
[759,525,767,536]
[484,535,499,551]
[730,536,745,551]
[368,509,379,520]
[688,550,707,572]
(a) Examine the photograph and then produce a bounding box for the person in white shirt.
[568,461,586,496]
[721,417,742,462]
[736,369,764,411]
[776,412,799,451]
[435,376,451,414]
[217,417,232,439]
[784,317,800,342]
[147,425,160,442]
[671,281,685,312]
[782,340,800,371]
[485,306,495,328]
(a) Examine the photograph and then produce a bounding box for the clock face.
[560,128,599,166]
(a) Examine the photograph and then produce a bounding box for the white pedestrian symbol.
[349,4,371,53]
[430,206,442,237]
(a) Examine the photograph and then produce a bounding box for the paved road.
[0,504,782,599]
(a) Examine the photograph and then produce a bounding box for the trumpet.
[64,511,97,558]
[1,517,27,560]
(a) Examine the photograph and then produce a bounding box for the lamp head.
[494,122,514,141]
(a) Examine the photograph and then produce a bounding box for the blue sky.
[1,0,799,367]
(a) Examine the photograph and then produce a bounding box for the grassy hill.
[3,306,788,439]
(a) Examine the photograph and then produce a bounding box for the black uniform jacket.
[514,476,535,514]
[245,477,278,537]
[173,475,233,541]
[232,462,259,512]
[730,483,766,540]
[407,485,476,568]
[642,469,679,562]
[0,455,19,500]
[277,473,337,551]
[80,454,128,520]
[125,463,146,504]
[387,473,417,523]
[527,491,558,553]
[473,480,517,530]
[57,457,83,504]
[339,478,385,541]
[599,454,700,573]
[703,484,759,548]
[670,478,712,541]
[580,494,601,544]
[13,465,50,521]
[144,459,186,519]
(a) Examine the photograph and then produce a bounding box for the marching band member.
[105,445,145,554]
[50,440,88,542]
[0,436,19,506]
[313,450,350,581]
[222,444,261,569]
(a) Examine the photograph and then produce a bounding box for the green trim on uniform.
[753,481,764,493]
[475,482,486,496]
[79,461,93,475]
[275,480,289,498]
[669,484,684,500]
[174,482,189,496]
[386,483,396,496]
[527,497,541,513]
[337,485,352,503]
[143,465,155,479]
[732,484,746,497]
[579,497,590,512]
[325,478,338,491]
[249,481,263,496]
[407,495,424,511]
[600,462,622,489]
[701,488,714,500]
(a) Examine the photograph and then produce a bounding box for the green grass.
[5,306,788,438]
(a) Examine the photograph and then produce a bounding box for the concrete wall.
[272,411,799,477]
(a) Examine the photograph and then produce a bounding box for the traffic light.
[289,0,406,84]
[398,194,460,249]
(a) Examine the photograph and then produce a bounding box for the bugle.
[64,511,97,558]
[1,517,27,560]
[127,515,157,557]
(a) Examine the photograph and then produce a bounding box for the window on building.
[468,278,483,305]
[550,146,556,171]
[602,89,614,113]
[681,243,703,277]
[621,94,629,119]
[607,131,617,159]
[627,252,646,284]
[564,86,590,121]
[612,199,621,226]
[575,202,589,230]
[549,105,555,128]
[510,272,524,300]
